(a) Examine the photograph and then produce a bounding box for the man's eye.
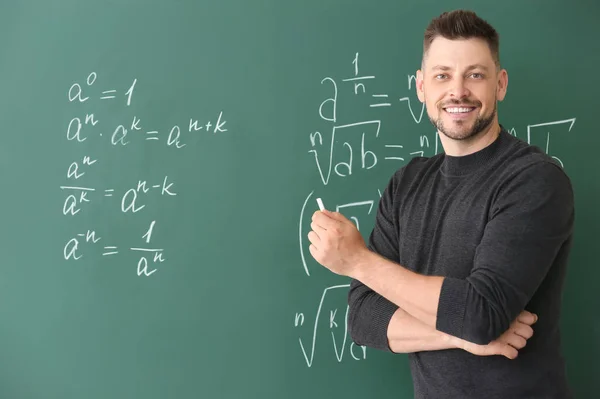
[470,73,484,79]
[435,74,447,80]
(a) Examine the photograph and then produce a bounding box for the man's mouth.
[443,106,477,114]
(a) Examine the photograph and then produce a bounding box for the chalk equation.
[63,220,165,276]
[62,72,231,276]
[66,72,228,148]
[309,52,438,187]
[295,284,367,367]
[66,112,228,148]
[60,160,176,216]
[68,71,137,106]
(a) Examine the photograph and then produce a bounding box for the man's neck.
[439,123,502,157]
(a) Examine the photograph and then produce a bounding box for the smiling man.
[308,9,574,399]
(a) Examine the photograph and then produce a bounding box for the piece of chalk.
[316,198,325,211]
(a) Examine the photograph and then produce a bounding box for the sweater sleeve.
[347,171,401,351]
[436,161,575,345]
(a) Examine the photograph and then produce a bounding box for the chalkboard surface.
[1,1,598,398]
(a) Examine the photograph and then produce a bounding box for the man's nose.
[449,78,471,99]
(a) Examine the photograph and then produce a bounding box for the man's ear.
[416,69,425,103]
[497,68,508,101]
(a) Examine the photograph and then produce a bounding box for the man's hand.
[307,209,368,277]
[453,310,538,359]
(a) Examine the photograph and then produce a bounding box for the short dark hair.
[423,10,500,68]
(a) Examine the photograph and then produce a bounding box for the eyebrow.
[430,64,490,72]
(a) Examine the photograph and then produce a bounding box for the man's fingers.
[504,333,527,350]
[488,317,536,359]
[502,344,518,360]
[487,341,518,360]
[324,210,348,222]
[512,322,534,340]
[308,244,319,261]
[312,210,339,229]
[517,311,538,325]
[310,221,327,237]
[307,231,320,248]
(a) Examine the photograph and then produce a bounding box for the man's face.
[416,37,507,141]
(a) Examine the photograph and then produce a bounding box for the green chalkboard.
[1,0,598,398]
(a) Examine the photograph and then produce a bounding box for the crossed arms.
[347,162,574,358]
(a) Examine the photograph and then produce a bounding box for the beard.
[429,100,496,141]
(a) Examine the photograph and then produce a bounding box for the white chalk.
[316,197,325,211]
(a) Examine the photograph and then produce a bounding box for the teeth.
[446,107,474,113]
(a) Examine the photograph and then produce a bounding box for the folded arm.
[349,161,574,346]
[348,276,457,352]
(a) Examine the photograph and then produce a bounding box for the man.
[308,9,574,399]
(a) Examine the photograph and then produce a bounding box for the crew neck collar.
[440,126,508,178]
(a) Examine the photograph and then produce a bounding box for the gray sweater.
[347,128,574,398]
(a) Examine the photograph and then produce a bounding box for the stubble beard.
[429,102,497,141]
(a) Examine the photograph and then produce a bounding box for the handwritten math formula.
[294,52,577,367]
[61,72,229,276]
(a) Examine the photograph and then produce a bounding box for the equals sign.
[104,189,114,197]
[370,94,392,108]
[146,131,159,141]
[102,246,118,256]
[384,144,404,161]
[100,90,116,99]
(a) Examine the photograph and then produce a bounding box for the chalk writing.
[399,74,426,123]
[60,174,176,216]
[62,71,230,276]
[296,284,367,367]
[526,118,576,168]
[63,221,167,276]
[66,112,228,147]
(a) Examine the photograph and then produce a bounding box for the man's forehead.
[424,37,495,69]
